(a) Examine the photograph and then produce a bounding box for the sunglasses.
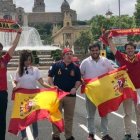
[25,67,28,74]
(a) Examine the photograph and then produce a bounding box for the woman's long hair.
[18,50,33,77]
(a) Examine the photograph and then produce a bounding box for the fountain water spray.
[0,26,60,51]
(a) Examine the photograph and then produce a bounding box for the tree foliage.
[134,0,140,26]
[74,30,92,54]
[90,15,136,41]
[133,0,140,41]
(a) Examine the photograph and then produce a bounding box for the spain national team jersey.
[48,61,81,93]
[115,50,140,88]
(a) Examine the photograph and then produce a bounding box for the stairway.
[7,50,54,70]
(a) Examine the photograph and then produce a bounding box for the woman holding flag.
[12,50,51,140]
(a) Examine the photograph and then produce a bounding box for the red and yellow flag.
[8,88,69,135]
[0,18,20,32]
[100,28,140,45]
[83,66,137,117]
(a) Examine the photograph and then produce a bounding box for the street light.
[105,10,113,19]
[118,0,120,17]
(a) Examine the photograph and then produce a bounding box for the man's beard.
[92,54,100,60]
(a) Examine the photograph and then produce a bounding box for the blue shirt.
[48,61,81,92]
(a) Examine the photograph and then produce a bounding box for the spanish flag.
[8,88,69,135]
[83,66,137,117]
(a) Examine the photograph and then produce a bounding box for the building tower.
[0,0,16,20]
[61,0,77,22]
[63,12,72,27]
[32,0,45,12]
[61,0,70,13]
[2,0,13,4]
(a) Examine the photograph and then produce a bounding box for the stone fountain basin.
[3,45,61,51]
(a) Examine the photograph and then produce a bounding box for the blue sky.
[13,0,137,20]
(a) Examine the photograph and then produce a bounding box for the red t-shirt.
[0,53,11,90]
[115,50,140,89]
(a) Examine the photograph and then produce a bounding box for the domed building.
[61,0,70,13]
[0,0,77,26]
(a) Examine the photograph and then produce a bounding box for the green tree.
[90,15,108,40]
[73,20,88,25]
[43,35,52,45]
[90,15,136,41]
[133,0,140,41]
[74,31,92,54]
[134,0,140,26]
[32,23,53,44]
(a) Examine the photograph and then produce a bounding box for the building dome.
[61,0,70,10]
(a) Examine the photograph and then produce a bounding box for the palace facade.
[0,0,77,25]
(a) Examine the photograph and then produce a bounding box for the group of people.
[0,28,140,140]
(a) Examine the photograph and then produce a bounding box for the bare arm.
[74,81,81,90]
[48,76,55,86]
[12,80,18,91]
[12,80,17,87]
[70,81,81,94]
[8,28,22,57]
[108,38,117,55]
[38,78,52,88]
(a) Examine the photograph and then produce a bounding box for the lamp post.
[105,10,113,19]
[105,10,113,30]
[118,0,120,17]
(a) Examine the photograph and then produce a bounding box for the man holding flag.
[108,38,140,140]
[80,43,114,140]
[48,48,81,140]
[0,22,22,140]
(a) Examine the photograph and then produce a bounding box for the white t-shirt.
[80,56,114,79]
[14,66,41,89]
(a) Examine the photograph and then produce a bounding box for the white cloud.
[71,0,137,20]
[14,0,137,20]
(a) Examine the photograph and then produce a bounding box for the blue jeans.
[85,95,108,136]
[21,122,38,139]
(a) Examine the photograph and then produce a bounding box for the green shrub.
[51,49,62,61]
[32,51,39,64]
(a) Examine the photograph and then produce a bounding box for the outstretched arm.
[108,38,117,55]
[38,78,53,88]
[48,76,55,86]
[8,28,22,57]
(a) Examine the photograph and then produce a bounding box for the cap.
[62,48,73,54]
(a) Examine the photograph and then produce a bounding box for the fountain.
[0,26,61,69]
[0,26,61,51]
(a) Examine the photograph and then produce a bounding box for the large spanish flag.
[8,88,69,135]
[83,66,137,117]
